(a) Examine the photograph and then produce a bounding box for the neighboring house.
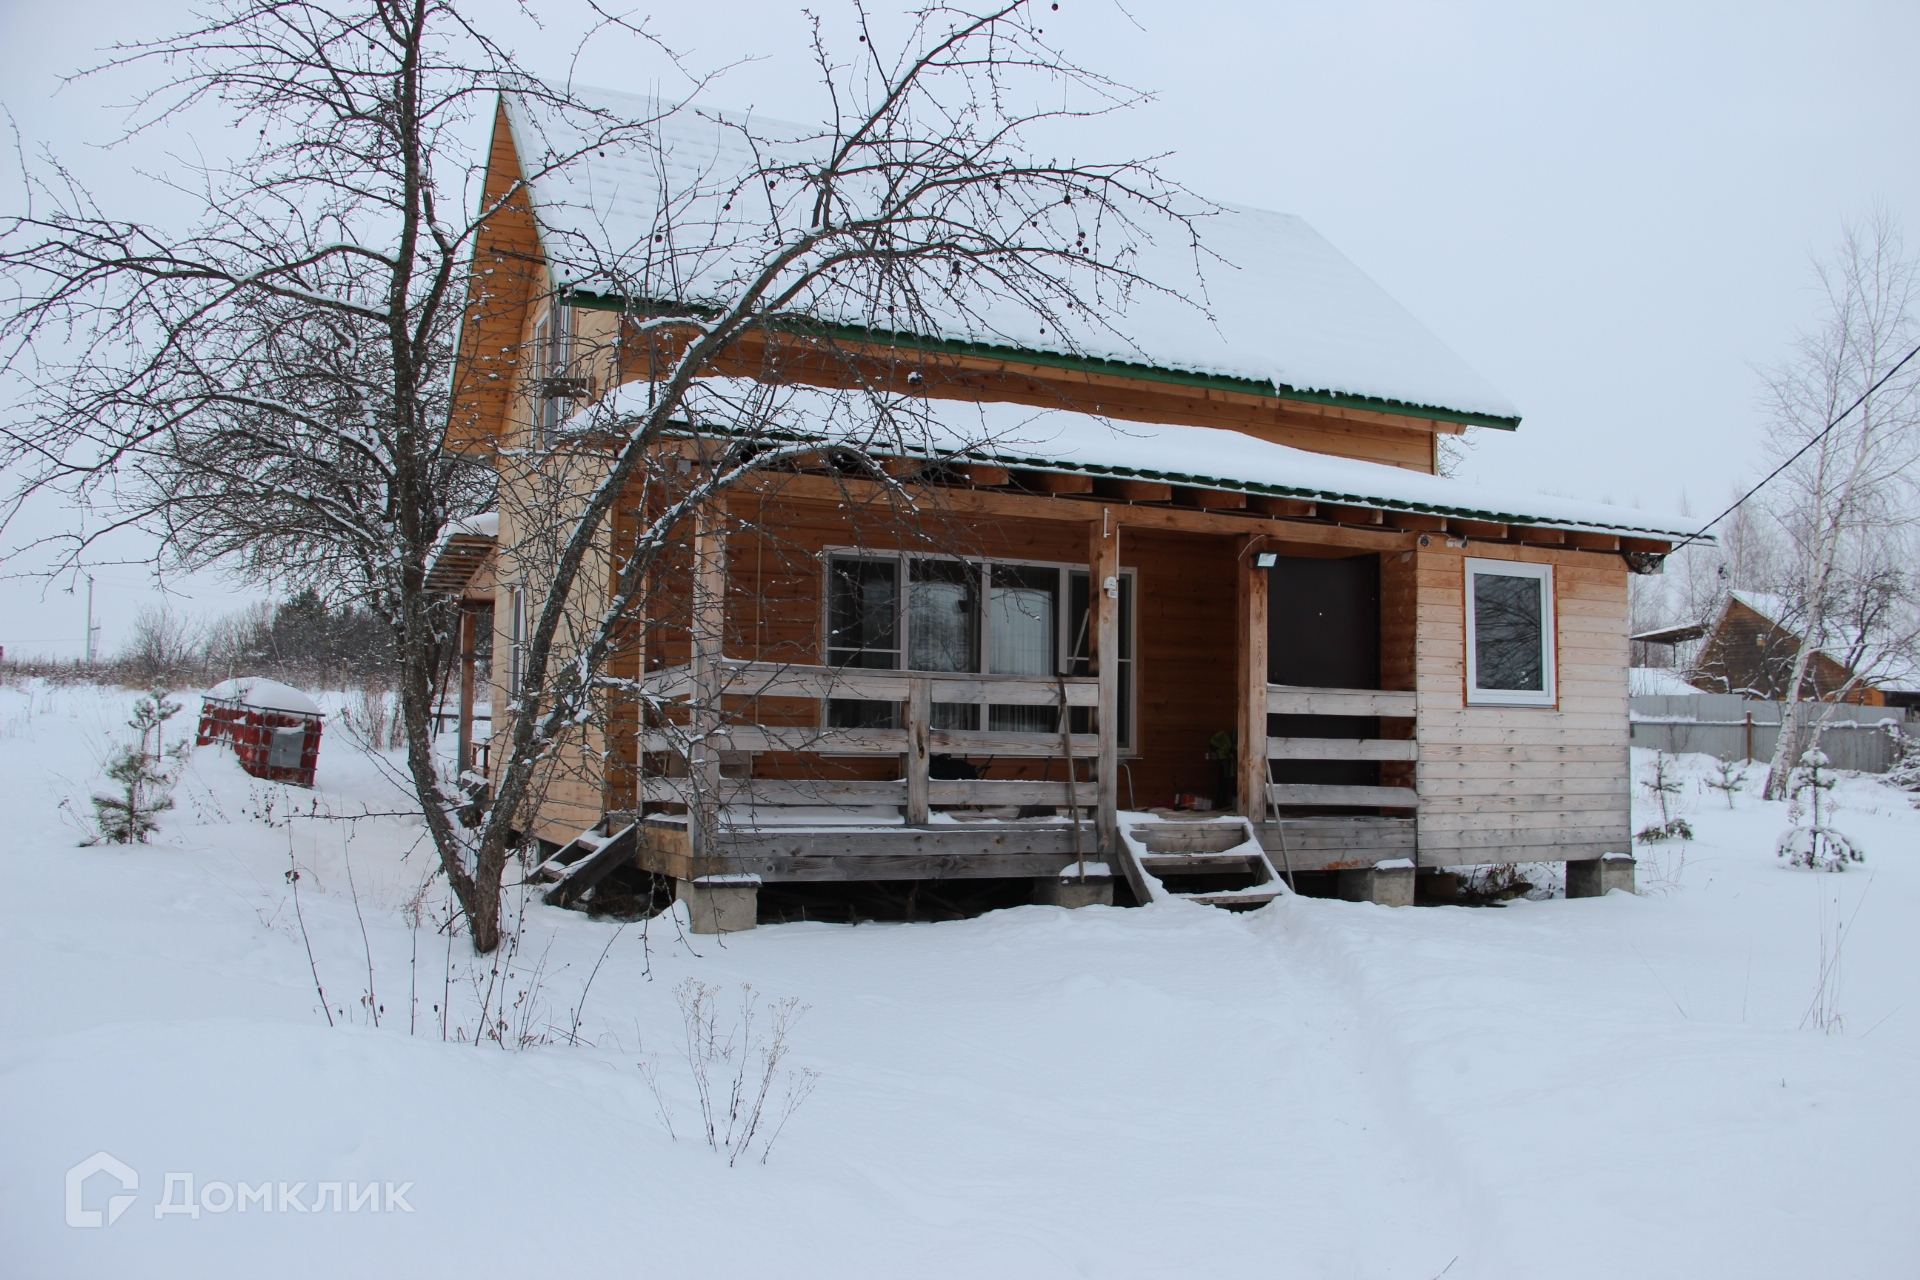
[443,85,1705,923]
[1634,591,1920,711]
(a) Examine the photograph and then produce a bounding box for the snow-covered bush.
[1636,750,1693,843]
[1775,749,1865,872]
[90,688,187,844]
[1886,729,1920,793]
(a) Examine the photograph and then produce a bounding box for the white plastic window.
[1464,558,1555,707]
[507,586,528,697]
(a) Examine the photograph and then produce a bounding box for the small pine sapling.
[1703,758,1748,809]
[1635,749,1693,843]
[90,688,187,844]
[1775,749,1864,871]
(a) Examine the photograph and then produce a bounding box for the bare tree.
[4,1,1194,952]
[119,603,203,682]
[0,1,690,945]
[1758,211,1920,798]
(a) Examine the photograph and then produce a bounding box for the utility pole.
[84,574,98,664]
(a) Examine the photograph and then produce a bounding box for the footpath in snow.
[2,681,1916,1278]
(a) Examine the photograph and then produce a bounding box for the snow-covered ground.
[3,681,1916,1278]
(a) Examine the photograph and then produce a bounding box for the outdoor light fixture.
[1254,552,1278,568]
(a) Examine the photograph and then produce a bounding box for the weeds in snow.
[286,836,334,1028]
[1802,880,1872,1034]
[640,980,819,1166]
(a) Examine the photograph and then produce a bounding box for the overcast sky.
[3,0,1918,658]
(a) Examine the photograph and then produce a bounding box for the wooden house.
[1635,591,1920,710]
[445,88,1700,927]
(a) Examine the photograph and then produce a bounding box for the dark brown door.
[1267,554,1380,789]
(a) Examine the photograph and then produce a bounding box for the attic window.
[1464,559,1555,707]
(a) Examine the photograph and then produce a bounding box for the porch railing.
[1261,683,1420,812]
[638,660,1101,822]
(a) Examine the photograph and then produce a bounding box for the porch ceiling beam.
[1321,503,1384,526]
[1565,531,1622,551]
[1248,495,1317,518]
[950,462,1012,486]
[1018,469,1095,495]
[1172,485,1247,509]
[1094,477,1172,502]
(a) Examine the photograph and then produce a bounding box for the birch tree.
[1759,212,1920,798]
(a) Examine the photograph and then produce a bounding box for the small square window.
[1465,558,1555,707]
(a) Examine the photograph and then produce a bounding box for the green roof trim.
[563,289,1523,433]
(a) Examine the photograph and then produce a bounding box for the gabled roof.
[500,85,1521,429]
[1706,590,1919,694]
[581,379,1704,539]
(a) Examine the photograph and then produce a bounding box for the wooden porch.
[523,463,1638,924]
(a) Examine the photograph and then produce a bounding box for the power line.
[1670,338,1920,553]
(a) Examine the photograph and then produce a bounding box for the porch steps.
[532,822,639,910]
[1119,819,1288,911]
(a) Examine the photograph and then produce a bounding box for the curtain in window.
[989,567,1057,733]
[909,561,977,672]
[989,568,1055,676]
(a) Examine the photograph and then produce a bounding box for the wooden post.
[690,499,726,858]
[1089,512,1121,854]
[1237,537,1270,822]
[905,677,931,825]
[455,605,478,777]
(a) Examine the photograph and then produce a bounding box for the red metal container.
[196,678,324,787]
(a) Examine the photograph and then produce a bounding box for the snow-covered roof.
[447,512,499,539]
[425,512,499,595]
[581,378,1703,539]
[205,678,322,716]
[501,86,1520,427]
[1628,667,1702,697]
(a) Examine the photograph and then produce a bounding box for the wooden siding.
[448,104,545,455]
[1411,543,1633,867]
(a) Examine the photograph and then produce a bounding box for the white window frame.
[531,304,571,446]
[1464,558,1556,708]
[819,548,1138,749]
[506,585,528,698]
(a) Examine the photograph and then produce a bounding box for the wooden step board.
[530,827,607,883]
[540,823,638,910]
[1117,820,1288,911]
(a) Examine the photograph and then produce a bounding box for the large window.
[1465,559,1555,707]
[824,552,1134,744]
